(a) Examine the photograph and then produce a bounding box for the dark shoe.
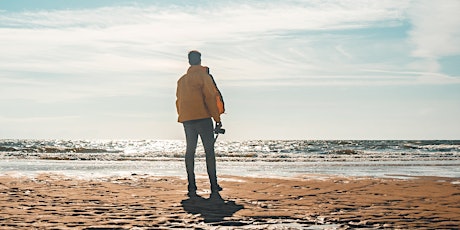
[187,184,197,197]
[209,191,224,203]
[187,190,197,197]
[211,184,223,193]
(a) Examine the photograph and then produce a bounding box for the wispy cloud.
[1,0,459,139]
[406,0,460,76]
[408,0,460,59]
[1,1,409,30]
[0,0,458,98]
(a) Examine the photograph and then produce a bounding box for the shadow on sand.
[181,192,244,224]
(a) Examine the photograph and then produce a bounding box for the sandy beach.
[0,173,459,229]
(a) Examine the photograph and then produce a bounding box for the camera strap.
[214,133,220,143]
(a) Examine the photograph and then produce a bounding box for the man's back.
[176,65,221,123]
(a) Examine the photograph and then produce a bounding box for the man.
[176,50,225,196]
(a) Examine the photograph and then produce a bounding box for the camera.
[214,122,225,134]
[214,126,226,134]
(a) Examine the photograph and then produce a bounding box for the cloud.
[0,0,412,46]
[1,0,458,92]
[408,0,460,59]
[1,1,409,30]
[1,1,459,140]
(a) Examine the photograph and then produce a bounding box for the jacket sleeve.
[175,81,180,115]
[202,74,221,123]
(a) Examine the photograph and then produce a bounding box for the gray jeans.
[183,118,218,189]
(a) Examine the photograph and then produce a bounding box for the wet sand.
[0,174,459,229]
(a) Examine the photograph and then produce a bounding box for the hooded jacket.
[176,65,224,123]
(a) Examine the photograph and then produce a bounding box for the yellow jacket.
[176,65,223,123]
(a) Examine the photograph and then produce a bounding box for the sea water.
[1,140,459,178]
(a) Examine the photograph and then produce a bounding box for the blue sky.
[1,0,459,140]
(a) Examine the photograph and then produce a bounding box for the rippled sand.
[0,174,459,229]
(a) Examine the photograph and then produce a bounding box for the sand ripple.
[0,174,459,229]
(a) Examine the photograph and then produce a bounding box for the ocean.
[1,139,459,178]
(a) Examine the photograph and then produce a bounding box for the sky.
[1,0,459,140]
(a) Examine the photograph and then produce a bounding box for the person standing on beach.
[176,50,225,196]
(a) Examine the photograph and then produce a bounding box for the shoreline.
[1,173,459,229]
[2,159,460,179]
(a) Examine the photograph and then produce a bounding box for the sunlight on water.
[1,139,459,161]
[1,139,459,178]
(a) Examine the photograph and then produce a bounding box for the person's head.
[188,50,201,65]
